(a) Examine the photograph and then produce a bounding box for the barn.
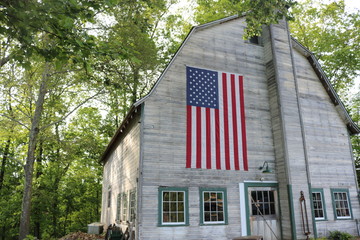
[99,15,360,239]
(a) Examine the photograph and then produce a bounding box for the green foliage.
[328,230,354,240]
[24,235,37,240]
[193,0,296,38]
[0,0,108,65]
[289,0,360,93]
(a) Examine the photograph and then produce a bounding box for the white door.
[248,187,280,240]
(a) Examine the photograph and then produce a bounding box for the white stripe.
[201,107,207,169]
[191,106,197,169]
[218,72,225,170]
[227,75,235,170]
[210,109,216,169]
[235,76,243,170]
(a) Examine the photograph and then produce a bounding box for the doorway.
[240,182,281,240]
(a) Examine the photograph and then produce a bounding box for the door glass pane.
[251,190,276,216]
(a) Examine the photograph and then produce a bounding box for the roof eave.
[99,104,142,164]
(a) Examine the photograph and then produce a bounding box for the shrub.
[328,230,353,240]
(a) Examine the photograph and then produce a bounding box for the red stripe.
[206,108,211,169]
[239,76,248,171]
[222,73,230,170]
[186,105,192,168]
[196,107,202,168]
[215,108,221,169]
[231,74,240,170]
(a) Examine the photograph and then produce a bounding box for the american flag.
[186,66,248,171]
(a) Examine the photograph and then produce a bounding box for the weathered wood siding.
[139,18,278,240]
[263,21,317,239]
[101,113,141,227]
[294,48,360,237]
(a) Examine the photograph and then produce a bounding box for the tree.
[289,0,360,95]
[0,0,111,238]
[96,0,184,132]
[193,0,296,38]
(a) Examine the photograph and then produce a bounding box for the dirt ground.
[59,231,105,240]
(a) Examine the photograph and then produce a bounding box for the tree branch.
[40,88,105,130]
[0,113,29,130]
[0,55,11,68]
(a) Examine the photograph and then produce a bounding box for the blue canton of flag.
[186,67,219,109]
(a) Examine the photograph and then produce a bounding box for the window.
[158,187,188,226]
[249,36,259,45]
[311,189,326,221]
[122,193,128,221]
[107,187,111,208]
[200,188,227,225]
[250,190,276,216]
[331,189,352,220]
[129,190,136,222]
[116,194,121,222]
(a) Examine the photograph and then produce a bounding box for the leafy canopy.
[194,0,296,38]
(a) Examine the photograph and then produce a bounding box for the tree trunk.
[0,138,11,191]
[19,63,50,240]
[33,140,43,239]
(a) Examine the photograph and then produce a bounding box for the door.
[248,187,280,240]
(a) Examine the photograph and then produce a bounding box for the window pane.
[178,213,184,222]
[171,202,177,211]
[312,191,325,220]
[218,212,224,221]
[204,192,210,201]
[202,191,225,223]
[178,202,184,211]
[333,191,351,218]
[211,202,216,211]
[163,192,169,201]
[205,212,210,221]
[161,190,186,224]
[163,201,169,211]
[163,213,170,222]
[170,212,177,222]
[204,202,210,211]
[170,192,177,201]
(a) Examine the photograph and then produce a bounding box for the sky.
[344,0,360,12]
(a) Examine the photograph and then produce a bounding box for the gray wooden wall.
[101,113,141,226]
[139,18,278,240]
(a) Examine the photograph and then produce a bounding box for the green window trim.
[199,187,228,225]
[129,189,136,222]
[121,192,128,221]
[330,188,353,220]
[311,188,327,221]
[116,193,121,222]
[158,187,189,227]
[107,188,112,208]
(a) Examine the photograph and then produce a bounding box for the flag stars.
[187,67,219,108]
